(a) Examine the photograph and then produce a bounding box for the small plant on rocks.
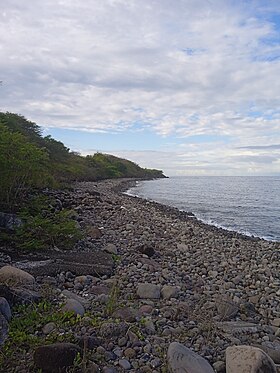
[104,281,120,316]
[0,300,83,370]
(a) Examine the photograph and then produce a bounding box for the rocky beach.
[0,178,279,372]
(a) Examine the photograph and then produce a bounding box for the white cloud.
[1,0,280,174]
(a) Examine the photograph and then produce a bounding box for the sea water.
[126,176,280,242]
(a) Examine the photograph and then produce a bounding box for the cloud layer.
[1,0,280,174]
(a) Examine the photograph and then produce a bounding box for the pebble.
[119,359,131,370]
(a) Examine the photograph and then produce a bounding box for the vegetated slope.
[0,112,165,211]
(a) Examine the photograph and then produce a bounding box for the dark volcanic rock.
[138,243,155,257]
[0,284,41,306]
[34,343,81,372]
[0,297,12,321]
[0,285,15,306]
[21,250,114,277]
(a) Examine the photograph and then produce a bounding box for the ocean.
[126,176,280,242]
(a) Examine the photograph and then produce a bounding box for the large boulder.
[226,345,277,373]
[0,266,35,286]
[34,343,81,372]
[167,342,215,373]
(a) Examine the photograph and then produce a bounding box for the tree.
[0,123,51,211]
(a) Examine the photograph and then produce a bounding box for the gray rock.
[12,287,41,304]
[0,284,40,306]
[138,304,154,316]
[213,360,226,372]
[78,335,101,350]
[90,285,110,295]
[255,342,280,365]
[113,307,137,322]
[216,296,239,320]
[0,296,11,321]
[104,243,118,255]
[0,285,14,305]
[34,342,81,372]
[61,299,85,316]
[100,322,128,338]
[86,361,100,372]
[42,322,56,335]
[137,283,161,299]
[0,265,35,286]
[74,275,91,285]
[161,285,179,299]
[226,345,277,373]
[61,289,89,306]
[151,357,161,368]
[217,321,261,334]
[167,342,215,373]
[119,359,131,370]
[87,226,102,239]
[103,367,118,373]
[41,276,57,285]
[0,313,8,346]
[272,319,280,328]
[96,294,109,304]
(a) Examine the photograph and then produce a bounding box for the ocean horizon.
[126,175,280,242]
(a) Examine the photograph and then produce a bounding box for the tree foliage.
[0,123,52,211]
[0,112,165,211]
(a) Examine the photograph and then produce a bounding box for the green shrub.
[13,196,83,251]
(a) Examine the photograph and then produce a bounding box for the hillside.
[0,112,165,212]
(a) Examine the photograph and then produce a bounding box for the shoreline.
[121,178,280,244]
[1,178,279,372]
[119,178,278,245]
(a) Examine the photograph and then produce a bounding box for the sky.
[1,0,280,176]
